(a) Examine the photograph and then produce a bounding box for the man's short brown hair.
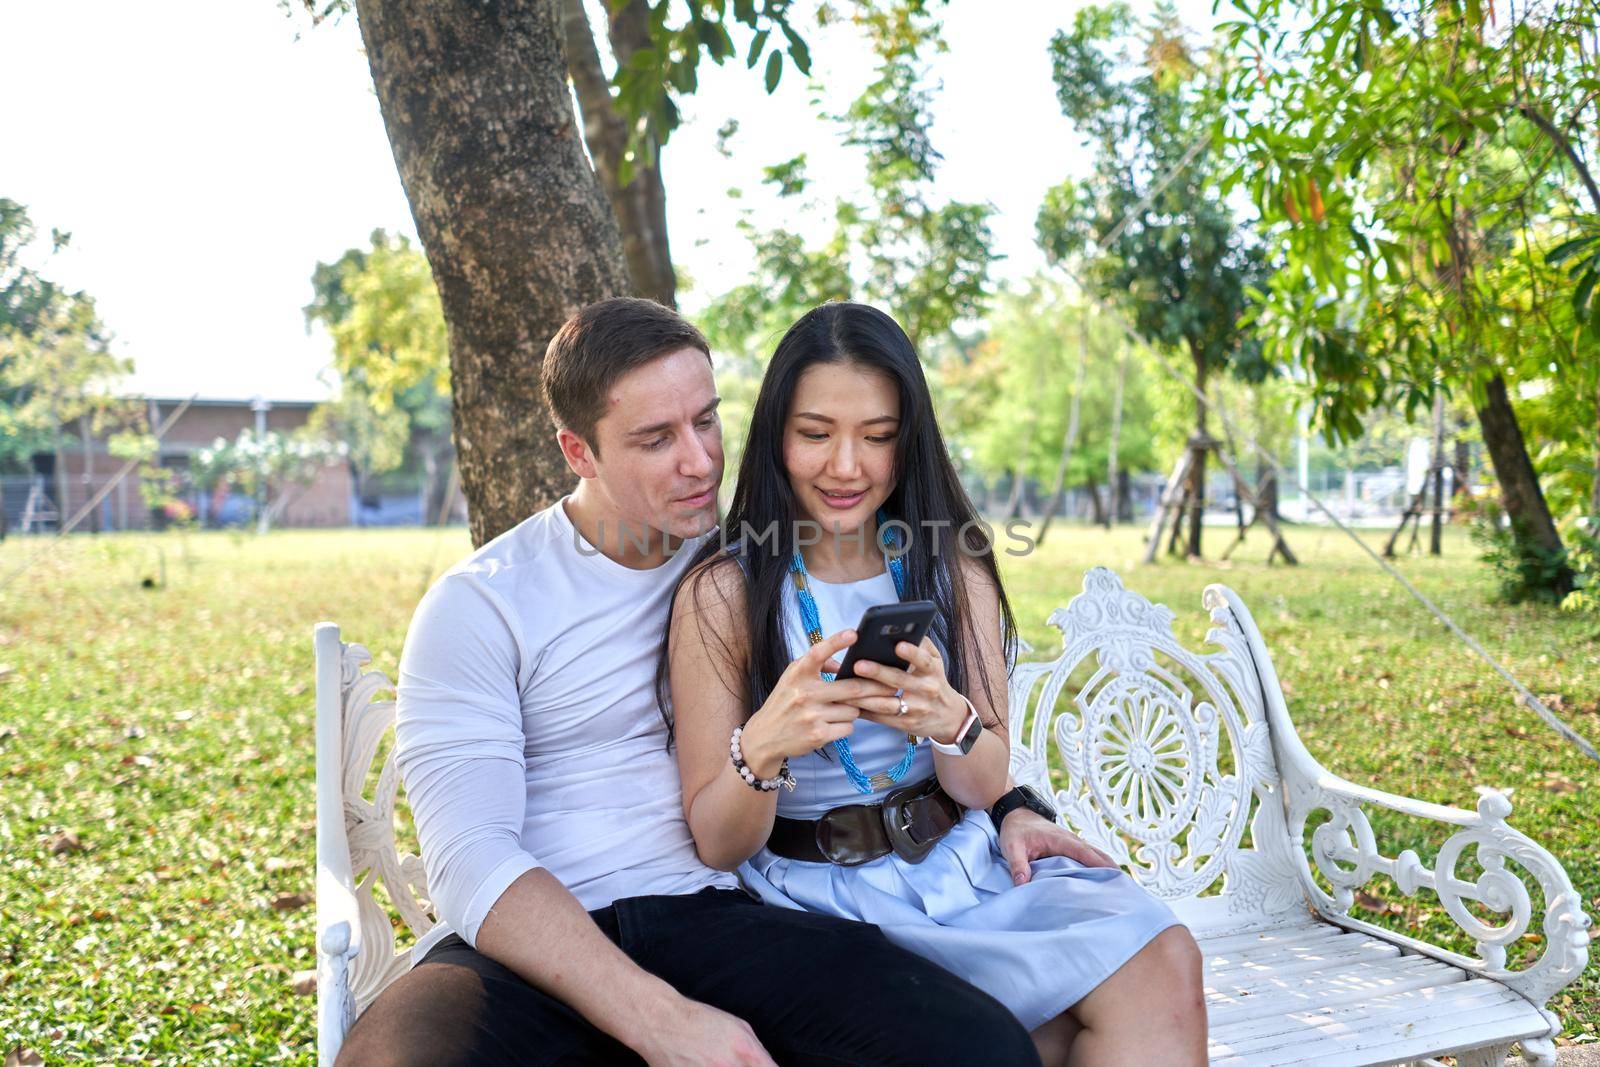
[541,297,711,453]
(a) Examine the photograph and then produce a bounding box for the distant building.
[6,396,352,532]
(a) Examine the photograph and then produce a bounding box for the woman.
[663,303,1206,1066]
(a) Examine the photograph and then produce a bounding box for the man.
[338,298,1111,1066]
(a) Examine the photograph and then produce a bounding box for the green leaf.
[746,28,769,69]
[1547,235,1599,266]
[764,50,783,93]
[782,25,811,75]
[1573,268,1598,323]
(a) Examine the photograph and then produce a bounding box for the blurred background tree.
[698,0,996,477]
[304,231,455,525]
[1036,1,1272,558]
[1215,0,1600,598]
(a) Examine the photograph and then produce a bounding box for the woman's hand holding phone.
[848,637,971,746]
[738,629,900,779]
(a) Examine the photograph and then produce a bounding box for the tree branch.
[1516,101,1600,213]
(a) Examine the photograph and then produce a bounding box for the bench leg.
[1454,1043,1515,1067]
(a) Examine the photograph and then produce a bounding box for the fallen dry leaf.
[47,831,83,856]
[172,709,196,722]
[5,1048,44,1067]
[272,891,312,912]
[290,970,317,995]
[0,664,13,684]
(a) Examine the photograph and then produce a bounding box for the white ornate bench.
[314,568,1591,1065]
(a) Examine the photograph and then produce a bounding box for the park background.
[2,0,1598,1063]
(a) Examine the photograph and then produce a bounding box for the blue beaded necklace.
[788,513,918,795]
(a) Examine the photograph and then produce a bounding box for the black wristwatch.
[989,785,1057,828]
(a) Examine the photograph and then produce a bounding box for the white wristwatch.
[930,697,983,756]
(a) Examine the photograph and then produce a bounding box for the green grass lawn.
[1,521,1596,1063]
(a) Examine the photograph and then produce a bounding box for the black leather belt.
[766,777,962,866]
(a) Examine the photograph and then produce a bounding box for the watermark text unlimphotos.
[573,518,1043,560]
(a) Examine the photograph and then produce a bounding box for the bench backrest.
[1005,567,1307,922]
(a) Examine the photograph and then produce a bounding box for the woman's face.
[783,360,900,532]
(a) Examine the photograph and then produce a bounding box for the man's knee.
[333,963,493,1067]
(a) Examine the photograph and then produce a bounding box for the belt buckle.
[881,791,938,864]
[814,805,884,867]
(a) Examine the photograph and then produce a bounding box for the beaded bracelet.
[730,725,796,792]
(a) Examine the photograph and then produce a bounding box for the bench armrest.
[1204,586,1591,1034]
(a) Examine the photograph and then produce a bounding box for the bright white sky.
[0,0,1219,402]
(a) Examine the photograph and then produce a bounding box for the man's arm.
[475,869,772,1066]
[394,575,773,1066]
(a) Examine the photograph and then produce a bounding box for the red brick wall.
[49,398,353,530]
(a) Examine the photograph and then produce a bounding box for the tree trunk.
[560,0,676,307]
[1105,348,1126,530]
[1429,390,1445,555]
[53,425,67,525]
[1003,469,1025,521]
[355,0,632,547]
[1185,344,1208,558]
[1085,473,1106,526]
[1256,457,1278,523]
[1592,371,1600,521]
[80,412,100,533]
[422,437,456,526]
[1116,468,1133,523]
[1474,373,1574,595]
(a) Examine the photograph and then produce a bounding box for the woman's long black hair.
[657,301,1018,744]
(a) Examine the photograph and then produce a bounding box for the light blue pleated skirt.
[739,812,1183,1030]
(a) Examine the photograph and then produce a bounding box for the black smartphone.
[835,600,938,680]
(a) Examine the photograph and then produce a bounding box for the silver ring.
[897,698,909,717]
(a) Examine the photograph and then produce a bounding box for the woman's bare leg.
[1064,926,1207,1067]
[1030,1011,1082,1067]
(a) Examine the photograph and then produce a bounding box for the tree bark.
[1592,371,1600,520]
[1474,373,1574,595]
[560,0,676,307]
[422,436,456,526]
[1185,343,1208,558]
[354,0,632,547]
[1256,457,1279,523]
[80,413,99,533]
[1084,473,1106,526]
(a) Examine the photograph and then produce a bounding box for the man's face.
[560,346,724,542]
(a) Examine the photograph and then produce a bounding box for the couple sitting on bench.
[336,298,1206,1067]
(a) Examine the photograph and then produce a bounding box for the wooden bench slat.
[1207,956,1465,1026]
[1206,936,1402,980]
[1198,921,1349,957]
[1212,978,1548,1066]
[1210,976,1517,1051]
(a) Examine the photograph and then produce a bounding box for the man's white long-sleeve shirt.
[395,500,737,958]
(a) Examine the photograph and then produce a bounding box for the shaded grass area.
[0,522,1595,1062]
